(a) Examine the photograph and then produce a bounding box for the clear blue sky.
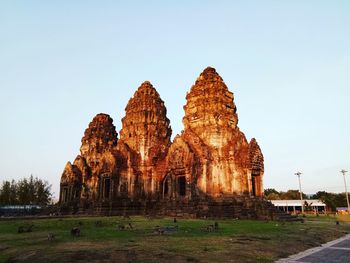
[1,1,349,199]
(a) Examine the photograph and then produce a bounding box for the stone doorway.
[162,174,172,198]
[251,176,256,196]
[99,175,112,201]
[62,186,68,203]
[251,171,261,197]
[103,178,111,199]
[162,173,188,199]
[178,176,186,196]
[164,179,169,196]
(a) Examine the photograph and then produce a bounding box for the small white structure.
[270,199,326,214]
[336,207,348,214]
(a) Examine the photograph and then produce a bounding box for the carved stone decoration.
[248,138,264,196]
[162,135,198,200]
[59,67,266,217]
[59,162,82,204]
[72,156,89,199]
[60,162,82,185]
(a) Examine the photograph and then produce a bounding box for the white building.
[270,199,326,213]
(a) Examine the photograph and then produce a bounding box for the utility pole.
[341,169,350,214]
[295,172,304,214]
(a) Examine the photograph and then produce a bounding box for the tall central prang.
[183,67,238,148]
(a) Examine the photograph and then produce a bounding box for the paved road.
[276,234,350,263]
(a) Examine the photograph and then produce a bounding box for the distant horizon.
[1,1,349,199]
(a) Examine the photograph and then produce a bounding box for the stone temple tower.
[183,67,238,148]
[179,67,263,197]
[59,67,265,217]
[119,81,172,197]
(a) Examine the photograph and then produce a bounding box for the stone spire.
[60,161,82,184]
[248,138,264,173]
[183,67,238,148]
[80,113,118,157]
[120,81,172,164]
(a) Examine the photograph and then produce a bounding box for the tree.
[264,188,279,196]
[312,191,347,212]
[34,178,52,205]
[312,191,336,211]
[264,188,280,200]
[280,190,307,200]
[28,175,36,204]
[264,189,308,200]
[334,193,347,207]
[0,176,52,206]
[9,180,17,205]
[18,178,30,204]
[0,181,11,205]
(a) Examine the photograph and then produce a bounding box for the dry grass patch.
[0,215,349,263]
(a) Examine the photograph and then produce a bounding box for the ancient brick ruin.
[60,67,269,218]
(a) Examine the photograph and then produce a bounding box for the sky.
[0,1,349,200]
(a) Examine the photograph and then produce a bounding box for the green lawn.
[0,215,349,263]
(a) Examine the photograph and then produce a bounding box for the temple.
[59,67,269,218]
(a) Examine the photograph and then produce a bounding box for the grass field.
[0,215,350,263]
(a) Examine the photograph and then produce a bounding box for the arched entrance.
[162,172,188,199]
[251,170,262,197]
[99,173,112,201]
[178,176,186,196]
[162,173,172,198]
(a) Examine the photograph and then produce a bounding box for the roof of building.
[270,199,326,207]
[0,205,42,209]
[336,207,348,211]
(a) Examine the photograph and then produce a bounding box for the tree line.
[0,175,52,206]
[264,188,348,211]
